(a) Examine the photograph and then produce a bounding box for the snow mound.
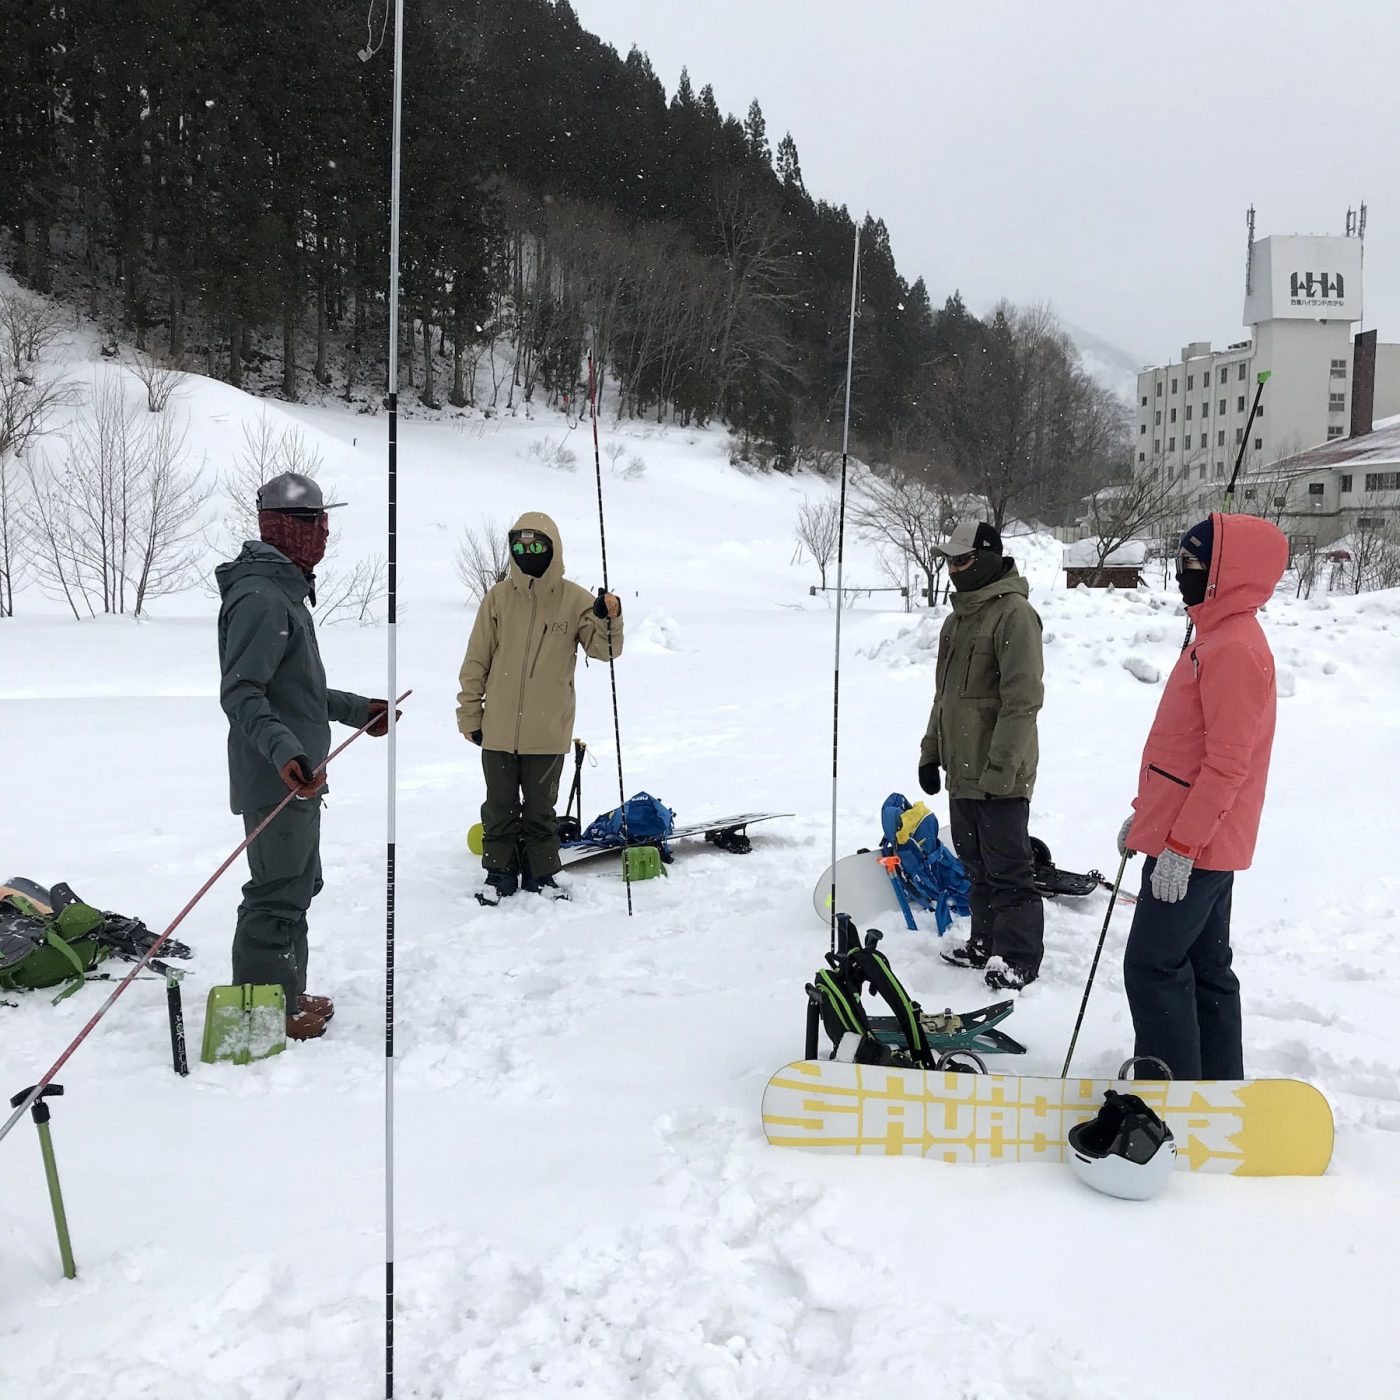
[1123,657,1161,684]
[633,608,683,653]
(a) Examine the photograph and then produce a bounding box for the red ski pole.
[1,690,412,1148]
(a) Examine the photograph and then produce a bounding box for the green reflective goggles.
[511,538,549,556]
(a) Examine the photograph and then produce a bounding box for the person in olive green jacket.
[217,472,393,1040]
[918,520,1045,990]
[457,511,622,901]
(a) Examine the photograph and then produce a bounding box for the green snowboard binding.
[805,916,1027,1066]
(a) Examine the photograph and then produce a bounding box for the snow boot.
[985,957,1037,992]
[286,1007,329,1041]
[299,993,334,1021]
[522,873,570,901]
[940,941,990,972]
[476,872,519,907]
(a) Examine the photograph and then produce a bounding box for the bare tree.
[0,450,31,616]
[24,375,211,616]
[127,413,212,613]
[0,291,67,366]
[456,518,511,603]
[851,466,957,606]
[24,452,88,619]
[927,300,1128,530]
[1080,465,1178,584]
[1237,439,1309,525]
[315,554,387,626]
[1348,504,1400,594]
[216,411,328,553]
[127,348,188,414]
[795,495,840,589]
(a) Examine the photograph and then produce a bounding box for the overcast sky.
[569,0,1399,368]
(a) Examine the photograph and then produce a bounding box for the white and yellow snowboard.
[762,1060,1334,1176]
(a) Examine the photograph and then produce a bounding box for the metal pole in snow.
[829,224,861,955]
[383,1,406,1393]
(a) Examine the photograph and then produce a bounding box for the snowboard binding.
[805,916,1026,1067]
[705,824,753,855]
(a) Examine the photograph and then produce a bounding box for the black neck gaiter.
[950,552,1005,593]
[1177,569,1209,607]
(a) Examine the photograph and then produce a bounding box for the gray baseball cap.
[256,471,346,512]
[932,520,1002,557]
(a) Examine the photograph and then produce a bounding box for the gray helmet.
[256,471,346,513]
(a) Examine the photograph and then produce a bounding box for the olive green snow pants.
[232,797,323,1015]
[480,750,566,877]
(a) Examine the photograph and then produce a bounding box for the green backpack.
[0,887,111,1001]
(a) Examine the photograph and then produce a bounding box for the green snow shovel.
[200,984,287,1065]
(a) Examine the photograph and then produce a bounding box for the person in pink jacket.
[1117,512,1289,1080]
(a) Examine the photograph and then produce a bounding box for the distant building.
[1134,229,1400,530]
[1233,402,1400,552]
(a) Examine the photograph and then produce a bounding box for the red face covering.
[259,509,330,576]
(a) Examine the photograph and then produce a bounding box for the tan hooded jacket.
[456,511,624,754]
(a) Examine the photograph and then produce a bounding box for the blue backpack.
[577,792,676,855]
[879,794,971,934]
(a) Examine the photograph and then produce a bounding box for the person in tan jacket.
[457,511,622,900]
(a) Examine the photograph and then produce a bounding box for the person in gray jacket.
[216,472,391,1040]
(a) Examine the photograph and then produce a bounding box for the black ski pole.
[828,223,861,956]
[1181,369,1270,652]
[1061,850,1132,1079]
[587,350,632,916]
[10,1084,76,1279]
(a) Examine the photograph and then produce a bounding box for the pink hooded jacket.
[1127,513,1289,871]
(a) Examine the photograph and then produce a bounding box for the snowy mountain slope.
[3,335,1400,1397]
[1062,317,1148,404]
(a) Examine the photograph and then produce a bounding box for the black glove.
[468,729,483,746]
[280,756,326,799]
[918,762,941,796]
[593,589,621,620]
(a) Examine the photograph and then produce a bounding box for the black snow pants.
[947,796,1044,974]
[1123,859,1241,1081]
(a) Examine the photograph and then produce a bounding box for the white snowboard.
[812,850,929,931]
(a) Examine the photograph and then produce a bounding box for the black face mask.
[1177,568,1209,607]
[515,544,552,579]
[949,551,1005,593]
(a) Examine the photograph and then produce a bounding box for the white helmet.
[1068,1090,1177,1201]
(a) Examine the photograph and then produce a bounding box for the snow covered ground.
[4,335,1400,1398]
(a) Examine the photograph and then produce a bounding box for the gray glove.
[1117,815,1136,858]
[1150,847,1194,904]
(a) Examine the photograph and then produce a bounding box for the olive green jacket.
[456,511,623,755]
[919,562,1044,800]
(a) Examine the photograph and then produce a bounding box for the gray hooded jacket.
[216,541,371,813]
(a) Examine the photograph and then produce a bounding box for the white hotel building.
[1135,232,1400,534]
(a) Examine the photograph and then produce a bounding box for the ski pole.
[829,222,861,956]
[587,350,632,917]
[1182,370,1270,652]
[9,1084,76,1279]
[0,690,412,1150]
[1061,849,1132,1079]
